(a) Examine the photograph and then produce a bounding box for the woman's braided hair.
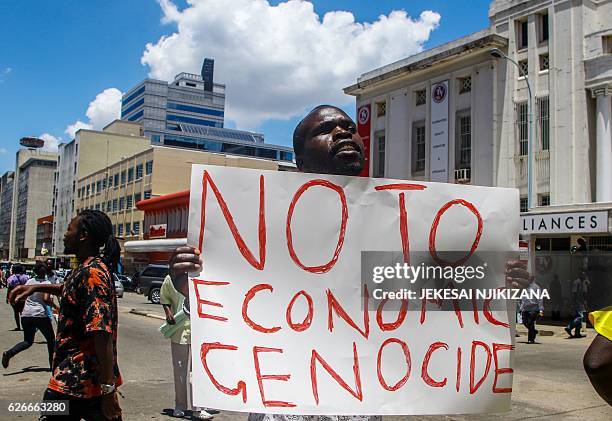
[77,210,120,273]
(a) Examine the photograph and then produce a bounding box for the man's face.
[63,217,81,255]
[297,107,365,176]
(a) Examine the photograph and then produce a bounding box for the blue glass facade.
[164,134,293,162]
[122,98,144,117]
[127,110,143,121]
[167,114,222,128]
[167,102,224,118]
[123,86,145,106]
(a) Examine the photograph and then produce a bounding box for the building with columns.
[345,0,611,314]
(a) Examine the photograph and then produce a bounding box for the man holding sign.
[169,106,529,419]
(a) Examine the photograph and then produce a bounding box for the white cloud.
[65,121,93,139]
[65,88,123,138]
[39,133,63,152]
[142,0,440,129]
[0,147,7,155]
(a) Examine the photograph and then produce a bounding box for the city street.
[0,292,610,420]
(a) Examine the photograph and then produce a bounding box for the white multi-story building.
[345,0,611,313]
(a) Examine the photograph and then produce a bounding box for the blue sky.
[0,0,491,174]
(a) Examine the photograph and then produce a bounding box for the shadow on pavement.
[3,365,50,376]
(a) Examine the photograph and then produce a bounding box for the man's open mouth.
[332,140,361,157]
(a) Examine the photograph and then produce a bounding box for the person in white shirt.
[520,276,545,344]
[2,262,57,369]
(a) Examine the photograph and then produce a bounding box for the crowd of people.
[1,105,610,419]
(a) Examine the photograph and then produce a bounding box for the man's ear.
[296,156,304,170]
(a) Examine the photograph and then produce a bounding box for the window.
[604,35,612,54]
[125,223,131,236]
[376,102,386,117]
[102,178,107,189]
[144,190,152,199]
[119,197,125,210]
[520,197,528,213]
[112,199,118,212]
[94,203,100,211]
[118,224,124,237]
[167,114,219,127]
[133,221,140,235]
[456,111,471,169]
[127,195,133,209]
[141,267,169,278]
[167,102,224,117]
[539,13,549,43]
[113,174,119,186]
[518,20,528,49]
[539,194,550,207]
[516,101,529,156]
[373,132,386,178]
[151,134,161,143]
[539,53,549,71]
[458,76,471,94]
[136,164,143,179]
[415,89,426,106]
[413,122,426,173]
[145,160,153,175]
[112,224,116,236]
[107,200,111,211]
[537,96,550,150]
[518,59,528,77]
[120,170,126,185]
[134,192,142,204]
[101,202,105,212]
[77,188,81,198]
[128,168,134,182]
[108,176,113,188]
[96,181,102,193]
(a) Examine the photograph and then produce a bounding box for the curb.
[129,309,166,321]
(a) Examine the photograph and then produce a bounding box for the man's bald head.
[293,105,364,176]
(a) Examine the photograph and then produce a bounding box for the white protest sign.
[187,165,519,415]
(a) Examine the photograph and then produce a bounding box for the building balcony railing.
[454,168,471,184]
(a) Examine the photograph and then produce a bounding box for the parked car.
[114,273,135,291]
[134,264,169,304]
[114,275,124,298]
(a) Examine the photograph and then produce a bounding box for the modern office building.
[344,0,611,313]
[76,145,282,272]
[8,149,57,260]
[52,120,151,255]
[0,171,15,260]
[120,58,294,163]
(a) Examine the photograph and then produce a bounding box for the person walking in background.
[566,273,589,338]
[6,264,28,331]
[520,275,545,344]
[45,259,59,284]
[9,210,123,420]
[3,262,57,369]
[160,275,213,420]
[549,274,562,320]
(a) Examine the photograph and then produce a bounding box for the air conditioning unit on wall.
[454,168,471,183]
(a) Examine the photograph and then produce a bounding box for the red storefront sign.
[149,224,167,239]
[357,104,371,177]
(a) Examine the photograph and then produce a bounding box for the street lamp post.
[490,48,535,209]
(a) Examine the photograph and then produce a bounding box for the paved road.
[1,291,610,420]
